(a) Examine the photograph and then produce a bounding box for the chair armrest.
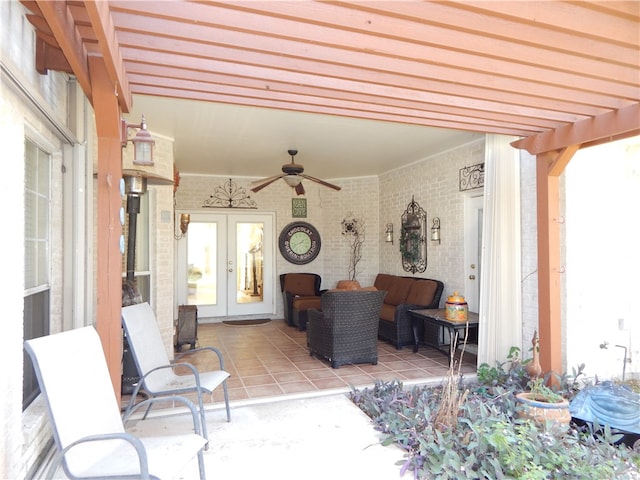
[285,291,297,305]
[175,345,226,370]
[46,432,151,480]
[123,395,202,436]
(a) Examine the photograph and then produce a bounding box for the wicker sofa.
[307,289,387,368]
[374,274,444,349]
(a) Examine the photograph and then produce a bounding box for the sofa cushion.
[384,277,414,306]
[405,279,438,306]
[374,274,395,292]
[379,303,397,322]
[293,296,322,311]
[283,274,318,296]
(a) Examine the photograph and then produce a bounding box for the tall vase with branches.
[341,213,365,282]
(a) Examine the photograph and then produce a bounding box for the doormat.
[222,319,271,326]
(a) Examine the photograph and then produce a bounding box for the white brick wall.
[175,174,380,318]
[379,139,485,302]
[1,2,70,477]
[520,150,541,357]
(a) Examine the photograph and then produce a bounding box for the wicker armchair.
[280,273,322,329]
[307,289,386,368]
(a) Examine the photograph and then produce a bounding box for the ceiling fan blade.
[294,182,305,195]
[300,174,342,191]
[250,174,282,186]
[250,174,285,193]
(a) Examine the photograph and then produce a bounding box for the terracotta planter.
[516,392,571,432]
[336,280,361,290]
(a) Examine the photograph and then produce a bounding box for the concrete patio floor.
[125,390,406,480]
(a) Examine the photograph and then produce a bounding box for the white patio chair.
[121,303,231,448]
[24,326,207,479]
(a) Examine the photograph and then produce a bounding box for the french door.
[176,212,275,319]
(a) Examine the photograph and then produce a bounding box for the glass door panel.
[227,213,274,316]
[177,213,227,318]
[187,222,217,306]
[235,222,264,304]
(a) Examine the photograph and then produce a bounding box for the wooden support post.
[535,146,578,376]
[89,56,123,401]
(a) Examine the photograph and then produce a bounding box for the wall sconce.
[175,213,191,240]
[121,114,155,166]
[385,223,394,243]
[431,217,441,244]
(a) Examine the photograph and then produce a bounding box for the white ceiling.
[126,94,484,181]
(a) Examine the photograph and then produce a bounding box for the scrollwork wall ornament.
[203,178,257,208]
[400,196,427,274]
[459,163,485,191]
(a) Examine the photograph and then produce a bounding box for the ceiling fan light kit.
[250,149,341,196]
[283,175,302,187]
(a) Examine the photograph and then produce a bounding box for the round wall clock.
[279,221,321,264]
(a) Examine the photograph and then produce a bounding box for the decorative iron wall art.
[202,178,257,208]
[400,196,427,274]
[459,163,485,191]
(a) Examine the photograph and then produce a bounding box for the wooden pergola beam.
[513,104,640,155]
[83,0,132,112]
[35,1,92,104]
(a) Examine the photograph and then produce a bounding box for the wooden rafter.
[19,0,638,145]
[34,1,93,104]
[83,1,132,112]
[513,104,640,155]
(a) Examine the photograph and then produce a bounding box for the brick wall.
[379,139,485,300]
[175,174,380,318]
[520,150,541,357]
[1,2,69,477]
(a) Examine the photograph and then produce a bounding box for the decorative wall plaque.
[291,198,307,218]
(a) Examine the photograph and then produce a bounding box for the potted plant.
[516,376,571,431]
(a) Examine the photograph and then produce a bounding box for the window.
[23,139,51,410]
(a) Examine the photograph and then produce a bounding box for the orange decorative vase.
[336,280,361,291]
[444,291,468,322]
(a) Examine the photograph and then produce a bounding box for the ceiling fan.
[250,149,341,196]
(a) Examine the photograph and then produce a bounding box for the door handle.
[469,275,476,280]
[228,268,233,272]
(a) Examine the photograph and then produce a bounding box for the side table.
[410,308,479,362]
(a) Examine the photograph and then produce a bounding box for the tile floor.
[163,318,477,408]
